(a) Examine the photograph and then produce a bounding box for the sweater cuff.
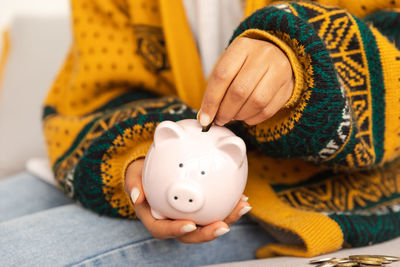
[238,28,304,108]
[121,140,153,201]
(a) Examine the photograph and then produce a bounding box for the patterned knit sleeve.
[230,1,400,170]
[42,0,195,218]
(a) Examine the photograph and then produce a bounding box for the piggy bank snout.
[167,182,204,213]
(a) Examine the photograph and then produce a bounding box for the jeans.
[0,172,274,266]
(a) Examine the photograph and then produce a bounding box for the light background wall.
[0,0,70,50]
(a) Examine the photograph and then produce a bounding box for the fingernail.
[199,113,210,127]
[214,227,230,237]
[181,224,197,233]
[130,187,140,204]
[238,206,252,216]
[241,195,249,202]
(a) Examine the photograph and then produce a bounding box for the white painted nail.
[238,206,252,217]
[130,187,140,204]
[214,227,230,237]
[181,224,197,233]
[199,113,210,127]
[241,195,249,202]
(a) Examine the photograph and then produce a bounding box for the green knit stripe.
[72,99,196,217]
[354,17,385,164]
[231,5,345,161]
[329,211,400,247]
[42,106,58,119]
[364,10,400,50]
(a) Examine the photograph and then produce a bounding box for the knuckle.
[213,66,229,82]
[234,112,245,120]
[230,84,248,101]
[261,44,274,56]
[234,37,247,46]
[261,108,273,118]
[279,58,291,71]
[215,113,229,124]
[252,96,267,109]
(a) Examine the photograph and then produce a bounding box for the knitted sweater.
[43,0,400,258]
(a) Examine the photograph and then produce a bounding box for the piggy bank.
[142,119,248,225]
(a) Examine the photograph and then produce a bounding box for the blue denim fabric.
[0,172,274,266]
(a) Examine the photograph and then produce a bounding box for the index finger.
[198,38,248,127]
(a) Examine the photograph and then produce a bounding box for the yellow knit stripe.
[370,28,400,163]
[159,0,205,110]
[0,29,10,99]
[245,154,343,258]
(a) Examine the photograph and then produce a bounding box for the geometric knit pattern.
[231,1,400,248]
[273,158,400,246]
[232,2,388,169]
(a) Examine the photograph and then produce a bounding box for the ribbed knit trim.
[104,139,153,218]
[121,140,153,200]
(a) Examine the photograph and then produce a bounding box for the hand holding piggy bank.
[142,119,248,226]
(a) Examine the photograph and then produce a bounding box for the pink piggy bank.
[142,119,248,225]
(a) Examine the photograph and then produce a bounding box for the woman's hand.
[198,37,294,127]
[125,158,251,243]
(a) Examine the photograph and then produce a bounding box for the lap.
[0,172,73,222]
[0,173,274,266]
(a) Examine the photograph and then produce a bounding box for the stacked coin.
[309,255,400,267]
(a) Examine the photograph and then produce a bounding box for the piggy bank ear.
[154,121,184,147]
[217,136,246,167]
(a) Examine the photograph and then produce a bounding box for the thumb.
[125,158,146,205]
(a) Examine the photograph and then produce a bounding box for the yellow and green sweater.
[43,0,400,258]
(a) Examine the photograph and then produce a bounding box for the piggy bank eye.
[179,163,184,168]
[201,171,205,175]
